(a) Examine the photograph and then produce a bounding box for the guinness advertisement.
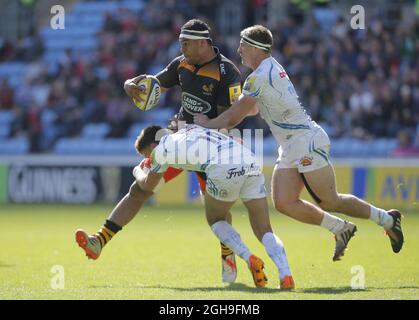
[5,165,134,204]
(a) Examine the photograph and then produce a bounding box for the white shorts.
[205,164,267,202]
[275,127,331,173]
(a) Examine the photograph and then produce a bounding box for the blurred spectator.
[392,129,419,157]
[0,0,417,155]
[0,80,14,109]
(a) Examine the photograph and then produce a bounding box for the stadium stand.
[0,0,418,157]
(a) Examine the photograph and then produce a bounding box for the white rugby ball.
[132,75,161,111]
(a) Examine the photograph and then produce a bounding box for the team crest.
[202,83,214,95]
[219,189,228,198]
[300,156,313,167]
[243,76,256,92]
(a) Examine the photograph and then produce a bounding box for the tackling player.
[194,25,404,261]
[122,125,294,288]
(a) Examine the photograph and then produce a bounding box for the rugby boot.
[333,221,357,261]
[75,229,102,260]
[385,209,404,253]
[248,255,267,288]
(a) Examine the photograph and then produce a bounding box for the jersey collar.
[255,56,272,72]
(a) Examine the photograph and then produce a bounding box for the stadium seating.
[0,63,27,88]
[0,0,416,157]
[54,137,137,155]
[81,123,111,138]
[0,137,29,154]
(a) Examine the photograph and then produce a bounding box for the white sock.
[369,206,393,229]
[320,212,346,234]
[211,221,252,262]
[262,232,291,280]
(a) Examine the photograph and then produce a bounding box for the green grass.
[0,204,418,300]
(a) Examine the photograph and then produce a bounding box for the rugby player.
[194,25,404,261]
[76,19,243,283]
[136,125,294,289]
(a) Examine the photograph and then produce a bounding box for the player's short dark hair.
[182,19,211,32]
[240,25,273,52]
[135,125,163,154]
[181,19,212,45]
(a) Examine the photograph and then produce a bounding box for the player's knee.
[273,199,291,215]
[318,196,340,212]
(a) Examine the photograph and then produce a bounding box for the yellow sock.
[221,242,233,258]
[95,220,122,248]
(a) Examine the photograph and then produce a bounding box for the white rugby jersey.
[149,125,258,174]
[242,56,320,145]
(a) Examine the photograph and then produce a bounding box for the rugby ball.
[132,75,161,111]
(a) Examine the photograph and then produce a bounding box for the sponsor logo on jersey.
[220,63,226,75]
[226,163,260,179]
[279,71,288,78]
[229,84,241,104]
[181,92,212,114]
[300,156,313,167]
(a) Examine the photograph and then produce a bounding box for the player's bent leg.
[243,197,294,289]
[273,167,355,261]
[108,181,154,227]
[303,165,403,253]
[76,181,154,260]
[301,164,370,218]
[197,171,237,283]
[204,192,267,288]
[299,165,358,261]
[272,168,324,225]
[243,197,272,241]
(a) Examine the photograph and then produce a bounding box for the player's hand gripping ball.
[132,75,161,111]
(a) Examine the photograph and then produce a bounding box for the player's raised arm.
[194,94,258,129]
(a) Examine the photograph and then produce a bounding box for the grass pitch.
[0,204,418,300]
